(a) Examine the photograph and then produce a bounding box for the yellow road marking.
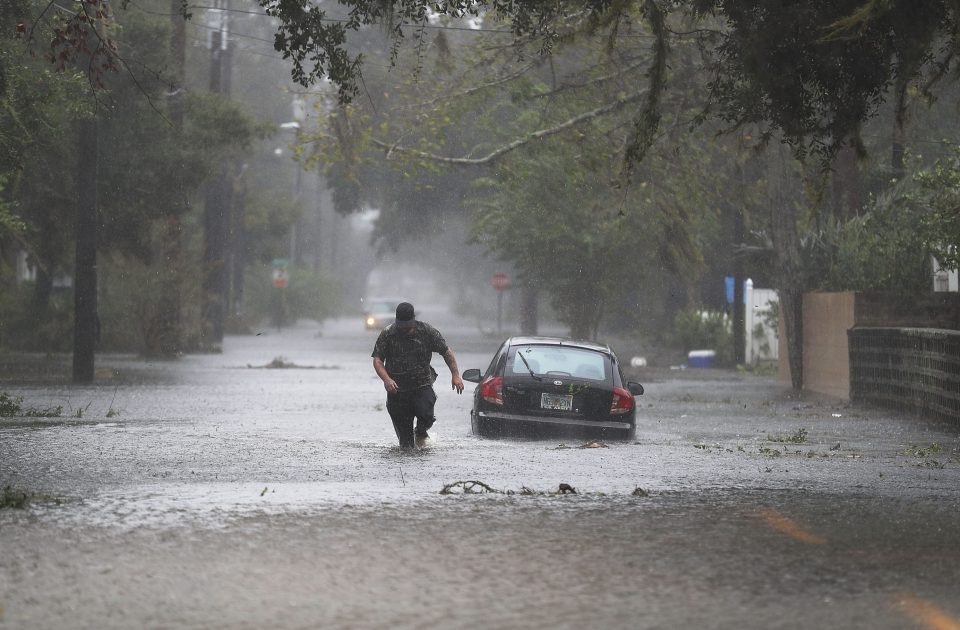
[757,508,827,545]
[897,593,960,630]
[756,510,959,629]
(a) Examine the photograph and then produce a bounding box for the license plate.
[541,393,573,411]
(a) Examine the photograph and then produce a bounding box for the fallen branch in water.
[552,440,609,450]
[440,480,499,494]
[440,481,651,497]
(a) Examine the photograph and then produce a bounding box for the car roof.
[505,336,613,355]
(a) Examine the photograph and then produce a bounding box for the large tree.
[268,0,960,387]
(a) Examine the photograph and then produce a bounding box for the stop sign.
[491,271,510,291]
[272,267,289,289]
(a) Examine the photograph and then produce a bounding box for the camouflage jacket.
[371,321,448,392]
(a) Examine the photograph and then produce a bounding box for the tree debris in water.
[553,440,609,450]
[579,440,608,449]
[246,356,339,370]
[439,481,649,497]
[440,480,498,494]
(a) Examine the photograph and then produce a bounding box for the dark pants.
[386,386,437,448]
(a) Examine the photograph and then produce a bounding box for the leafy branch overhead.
[262,0,960,167]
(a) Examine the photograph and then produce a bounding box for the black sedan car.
[462,336,644,440]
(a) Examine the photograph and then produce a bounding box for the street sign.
[491,271,511,291]
[272,259,289,289]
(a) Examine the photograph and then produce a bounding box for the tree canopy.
[263,0,960,166]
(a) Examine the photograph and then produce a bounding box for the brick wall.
[779,291,960,417]
[848,328,960,423]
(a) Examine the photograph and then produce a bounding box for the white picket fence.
[744,279,779,366]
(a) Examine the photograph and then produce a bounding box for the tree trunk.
[73,118,98,383]
[519,283,538,335]
[892,80,909,180]
[769,144,804,391]
[830,143,862,221]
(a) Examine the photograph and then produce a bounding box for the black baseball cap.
[395,302,416,328]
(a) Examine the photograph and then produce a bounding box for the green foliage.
[902,443,943,458]
[97,246,202,356]
[808,151,960,292]
[768,428,808,444]
[1,486,32,509]
[0,392,62,417]
[242,264,341,327]
[0,392,21,416]
[672,309,733,366]
[0,177,24,235]
[1,485,60,509]
[0,280,73,352]
[910,154,960,271]
[695,0,949,162]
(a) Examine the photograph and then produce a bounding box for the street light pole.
[280,119,302,266]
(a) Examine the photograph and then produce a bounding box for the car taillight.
[610,386,635,415]
[480,376,503,405]
[366,316,376,326]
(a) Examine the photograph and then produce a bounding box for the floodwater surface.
[2,316,959,628]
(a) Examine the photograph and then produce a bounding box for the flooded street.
[2,315,960,629]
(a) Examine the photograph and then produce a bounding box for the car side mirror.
[627,382,644,396]
[462,368,482,383]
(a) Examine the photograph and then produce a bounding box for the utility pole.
[73,116,98,383]
[73,0,108,383]
[733,205,746,366]
[147,0,190,356]
[202,1,231,344]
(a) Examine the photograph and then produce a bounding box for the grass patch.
[1,485,60,509]
[758,446,782,457]
[767,428,808,444]
[903,443,944,458]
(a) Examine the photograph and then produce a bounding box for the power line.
[127,1,655,38]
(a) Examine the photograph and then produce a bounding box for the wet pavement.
[1,316,959,629]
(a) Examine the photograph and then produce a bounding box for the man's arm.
[443,348,465,394]
[373,356,399,393]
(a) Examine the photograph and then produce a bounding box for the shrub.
[242,264,341,327]
[672,309,734,366]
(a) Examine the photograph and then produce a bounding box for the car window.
[369,301,397,314]
[508,346,609,380]
[485,342,508,378]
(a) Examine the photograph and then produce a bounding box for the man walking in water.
[372,302,464,448]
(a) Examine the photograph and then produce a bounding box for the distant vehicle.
[462,336,644,441]
[363,298,403,330]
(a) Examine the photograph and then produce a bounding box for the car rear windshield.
[509,345,609,381]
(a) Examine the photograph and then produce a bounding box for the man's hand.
[443,348,464,394]
[373,356,398,393]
